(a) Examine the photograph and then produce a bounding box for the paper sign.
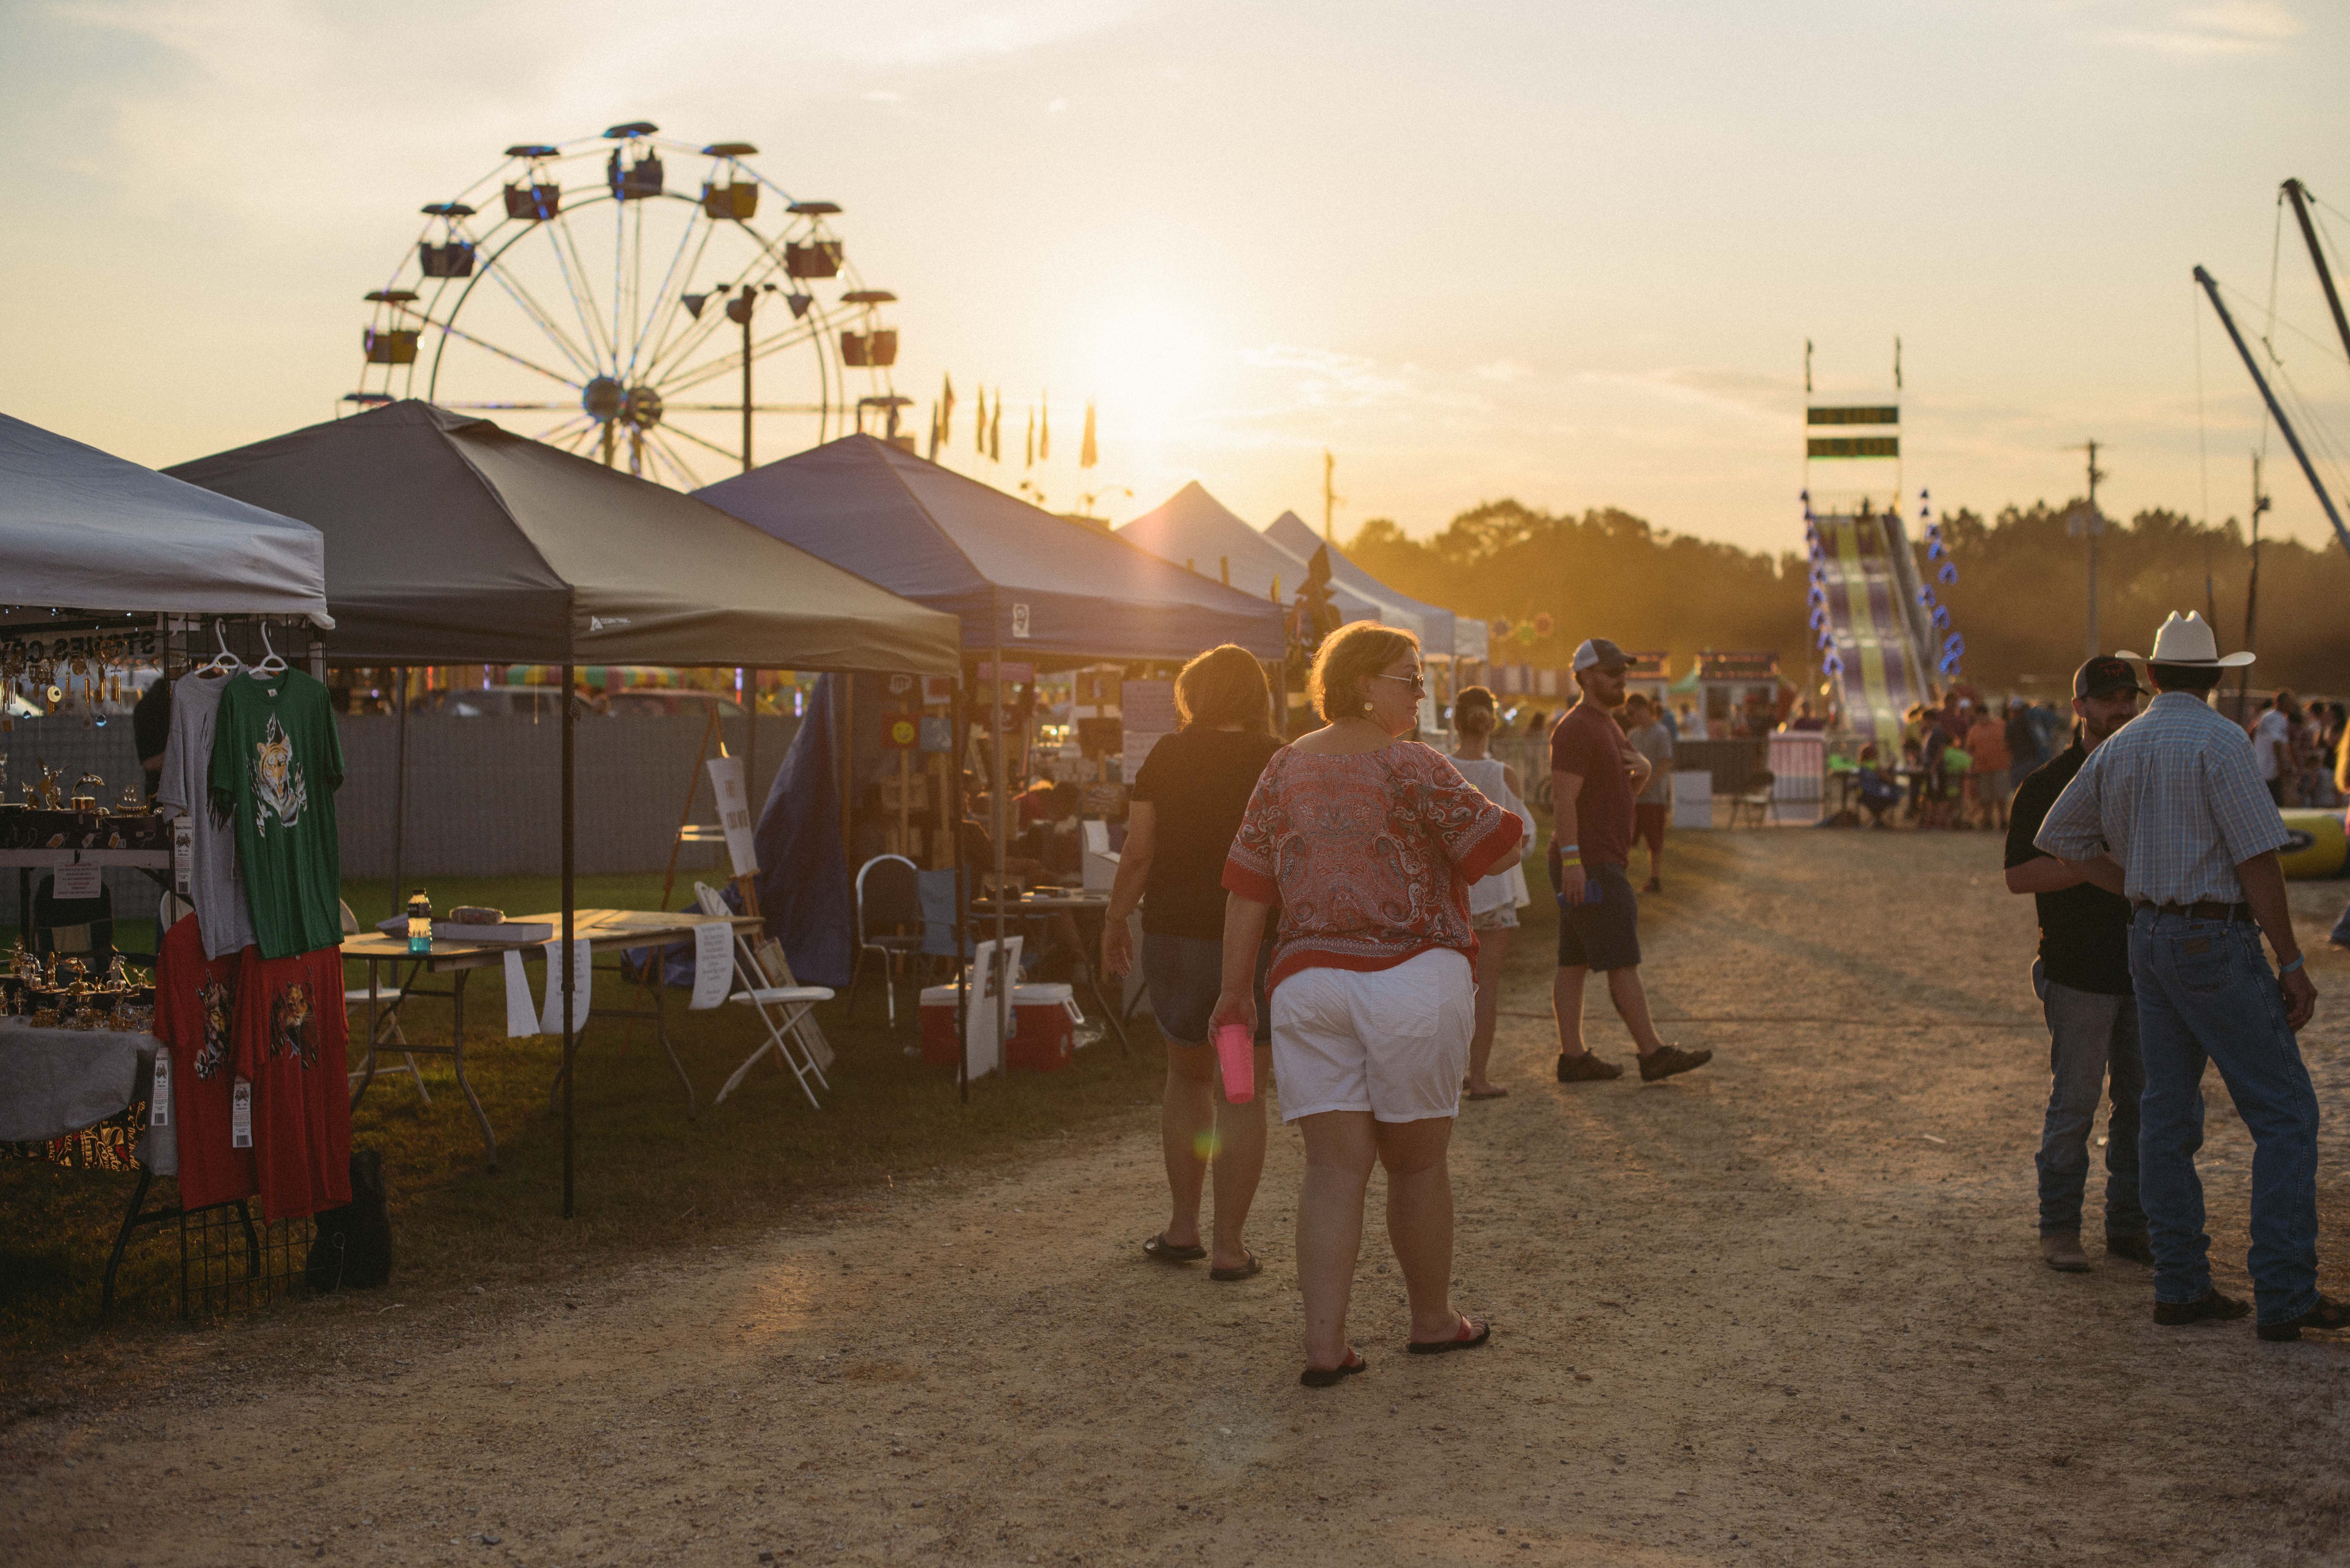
[918,715,952,753]
[690,921,734,1010]
[53,865,102,900]
[881,710,918,750]
[1010,602,1032,639]
[921,674,954,705]
[503,949,539,1037]
[172,817,194,898]
[538,936,594,1038]
[1119,680,1176,780]
[707,755,758,877]
[231,1080,252,1148]
[150,1048,171,1127]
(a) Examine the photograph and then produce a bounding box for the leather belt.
[2132,899,2255,923]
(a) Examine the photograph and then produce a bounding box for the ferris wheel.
[350,122,908,486]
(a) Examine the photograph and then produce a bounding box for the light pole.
[724,285,762,472]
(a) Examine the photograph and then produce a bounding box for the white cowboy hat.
[2116,611,2255,668]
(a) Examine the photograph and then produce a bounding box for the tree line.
[1344,498,2347,695]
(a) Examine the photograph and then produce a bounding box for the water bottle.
[406,888,433,954]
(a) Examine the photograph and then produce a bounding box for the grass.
[0,872,1169,1379]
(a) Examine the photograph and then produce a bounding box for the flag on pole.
[1039,395,1050,460]
[974,386,986,454]
[989,395,1001,462]
[1079,401,1097,469]
[940,373,956,446]
[927,401,940,461]
[1025,406,1034,469]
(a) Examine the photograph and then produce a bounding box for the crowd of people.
[1084,608,2344,1381]
[1099,625,1710,1386]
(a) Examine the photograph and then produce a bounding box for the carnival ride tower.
[1799,358,1963,750]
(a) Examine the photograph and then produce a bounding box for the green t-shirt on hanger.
[209,668,345,959]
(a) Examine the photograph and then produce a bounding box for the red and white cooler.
[1007,983,1081,1072]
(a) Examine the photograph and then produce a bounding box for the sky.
[4,0,2348,559]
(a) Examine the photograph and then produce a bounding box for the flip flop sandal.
[1406,1314,1492,1355]
[1143,1233,1206,1264]
[1209,1248,1262,1282]
[1299,1348,1366,1388]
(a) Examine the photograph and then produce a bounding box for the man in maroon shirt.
[1551,639,1713,1084]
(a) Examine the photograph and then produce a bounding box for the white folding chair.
[340,900,429,1104]
[694,883,834,1110]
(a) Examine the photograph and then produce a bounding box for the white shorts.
[1270,948,1475,1124]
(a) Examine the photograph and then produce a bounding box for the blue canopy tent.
[1118,483,1395,631]
[696,436,1285,663]
[1264,509,1464,661]
[697,437,1286,1077]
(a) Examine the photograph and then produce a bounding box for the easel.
[642,677,834,1071]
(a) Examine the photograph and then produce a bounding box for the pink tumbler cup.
[1213,1022,1256,1103]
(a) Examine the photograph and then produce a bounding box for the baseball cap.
[2074,655,2150,700]
[1571,637,1629,673]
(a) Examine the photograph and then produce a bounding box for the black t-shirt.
[131,676,173,797]
[1130,726,1284,939]
[2004,742,2133,995]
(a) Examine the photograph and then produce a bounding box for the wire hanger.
[253,621,288,676]
[191,619,243,678]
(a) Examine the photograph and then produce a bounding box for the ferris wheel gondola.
[351,122,903,486]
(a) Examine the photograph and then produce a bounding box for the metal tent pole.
[561,662,578,1219]
[990,592,1008,1055]
[952,676,969,1105]
[392,669,408,928]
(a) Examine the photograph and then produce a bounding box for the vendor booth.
[1,408,338,1315]
[171,401,961,1215]
[696,436,1286,1073]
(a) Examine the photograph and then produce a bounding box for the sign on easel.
[707,756,759,877]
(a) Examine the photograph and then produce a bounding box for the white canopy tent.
[0,411,332,625]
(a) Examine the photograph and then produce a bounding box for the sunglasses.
[1373,672,1427,697]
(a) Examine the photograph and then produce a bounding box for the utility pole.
[1321,450,1343,543]
[2238,452,2271,721]
[2072,440,2107,658]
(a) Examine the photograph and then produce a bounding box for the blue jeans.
[2331,898,2350,948]
[2032,962,2144,1237]
[2129,908,2321,1324]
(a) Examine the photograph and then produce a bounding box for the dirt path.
[11,832,2350,1566]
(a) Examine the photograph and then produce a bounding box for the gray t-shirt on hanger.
[154,672,257,960]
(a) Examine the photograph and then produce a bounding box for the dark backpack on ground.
[306,1148,391,1291]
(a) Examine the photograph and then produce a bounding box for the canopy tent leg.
[990,600,1008,1055]
[392,668,407,938]
[953,677,969,1106]
[561,663,578,1220]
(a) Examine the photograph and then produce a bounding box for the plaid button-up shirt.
[2034,691,2288,904]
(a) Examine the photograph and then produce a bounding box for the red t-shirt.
[231,944,351,1222]
[1549,704,1637,870]
[154,914,258,1211]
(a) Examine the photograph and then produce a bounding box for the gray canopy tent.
[169,400,960,1213]
[1,409,332,625]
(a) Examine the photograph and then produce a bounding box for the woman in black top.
[1103,644,1283,1281]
